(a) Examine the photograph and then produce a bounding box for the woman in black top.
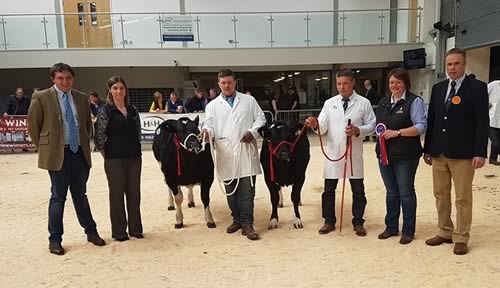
[95,76,143,241]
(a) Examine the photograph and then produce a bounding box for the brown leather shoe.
[399,235,414,245]
[87,233,106,246]
[425,235,452,246]
[378,230,398,239]
[241,225,260,240]
[454,243,468,255]
[226,222,242,234]
[353,224,367,237]
[318,224,335,235]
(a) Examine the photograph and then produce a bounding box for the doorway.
[63,0,113,48]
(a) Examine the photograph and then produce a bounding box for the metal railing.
[275,109,322,124]
[0,8,422,50]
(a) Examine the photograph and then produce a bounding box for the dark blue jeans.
[225,176,256,225]
[378,158,419,237]
[47,148,97,243]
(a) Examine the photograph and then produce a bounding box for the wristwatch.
[397,130,401,137]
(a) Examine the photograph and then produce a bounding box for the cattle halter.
[173,133,207,177]
[267,125,307,183]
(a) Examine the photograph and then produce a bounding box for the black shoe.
[115,236,130,242]
[353,224,367,237]
[226,222,242,234]
[242,225,260,240]
[49,242,65,255]
[399,235,414,245]
[130,234,144,239]
[87,233,106,246]
[378,230,399,240]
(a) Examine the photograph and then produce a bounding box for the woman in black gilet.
[375,68,427,244]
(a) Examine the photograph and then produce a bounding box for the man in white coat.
[488,80,500,165]
[202,69,266,240]
[306,68,376,236]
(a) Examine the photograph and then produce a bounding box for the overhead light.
[356,70,361,73]
[315,78,322,81]
[288,74,293,78]
[273,79,280,82]
[294,72,301,75]
[321,76,329,80]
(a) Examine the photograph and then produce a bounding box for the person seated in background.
[168,91,184,113]
[4,87,30,117]
[207,88,218,104]
[149,90,167,113]
[89,91,105,119]
[184,88,205,112]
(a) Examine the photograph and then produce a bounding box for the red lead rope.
[316,121,354,233]
[268,125,308,183]
[174,134,182,176]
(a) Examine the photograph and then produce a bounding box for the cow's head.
[164,116,203,154]
[259,120,301,162]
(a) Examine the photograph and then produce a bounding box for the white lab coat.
[316,92,376,179]
[203,92,266,181]
[488,80,500,129]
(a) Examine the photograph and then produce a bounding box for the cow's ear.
[163,119,177,132]
[194,115,199,126]
[258,126,271,139]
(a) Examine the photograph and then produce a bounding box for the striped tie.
[63,93,79,153]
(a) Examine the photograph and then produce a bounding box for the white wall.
[184,0,333,12]
[466,47,491,82]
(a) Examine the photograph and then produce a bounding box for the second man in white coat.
[306,69,376,236]
[202,69,266,240]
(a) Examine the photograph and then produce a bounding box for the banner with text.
[0,116,35,149]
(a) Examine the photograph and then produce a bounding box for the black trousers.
[490,127,500,161]
[104,157,143,238]
[321,178,367,226]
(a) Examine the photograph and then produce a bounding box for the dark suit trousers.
[48,148,97,243]
[104,157,143,238]
[321,178,367,226]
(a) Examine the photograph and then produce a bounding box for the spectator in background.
[89,91,105,119]
[208,88,218,103]
[364,80,379,106]
[149,90,167,113]
[488,79,500,165]
[185,88,205,112]
[269,92,278,116]
[277,85,293,111]
[289,87,300,110]
[469,74,477,80]
[168,91,184,113]
[4,87,30,117]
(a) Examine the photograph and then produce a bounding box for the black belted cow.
[259,120,310,229]
[152,116,216,229]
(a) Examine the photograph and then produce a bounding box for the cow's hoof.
[268,218,279,230]
[207,222,216,229]
[188,201,195,208]
[174,223,184,229]
[293,217,303,229]
[279,203,284,208]
[167,206,176,211]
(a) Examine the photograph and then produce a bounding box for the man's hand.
[382,129,399,140]
[305,117,318,129]
[423,153,432,166]
[201,128,210,142]
[240,131,255,143]
[345,125,360,137]
[472,157,486,169]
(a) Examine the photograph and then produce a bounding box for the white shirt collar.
[53,85,72,98]
[391,90,407,104]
